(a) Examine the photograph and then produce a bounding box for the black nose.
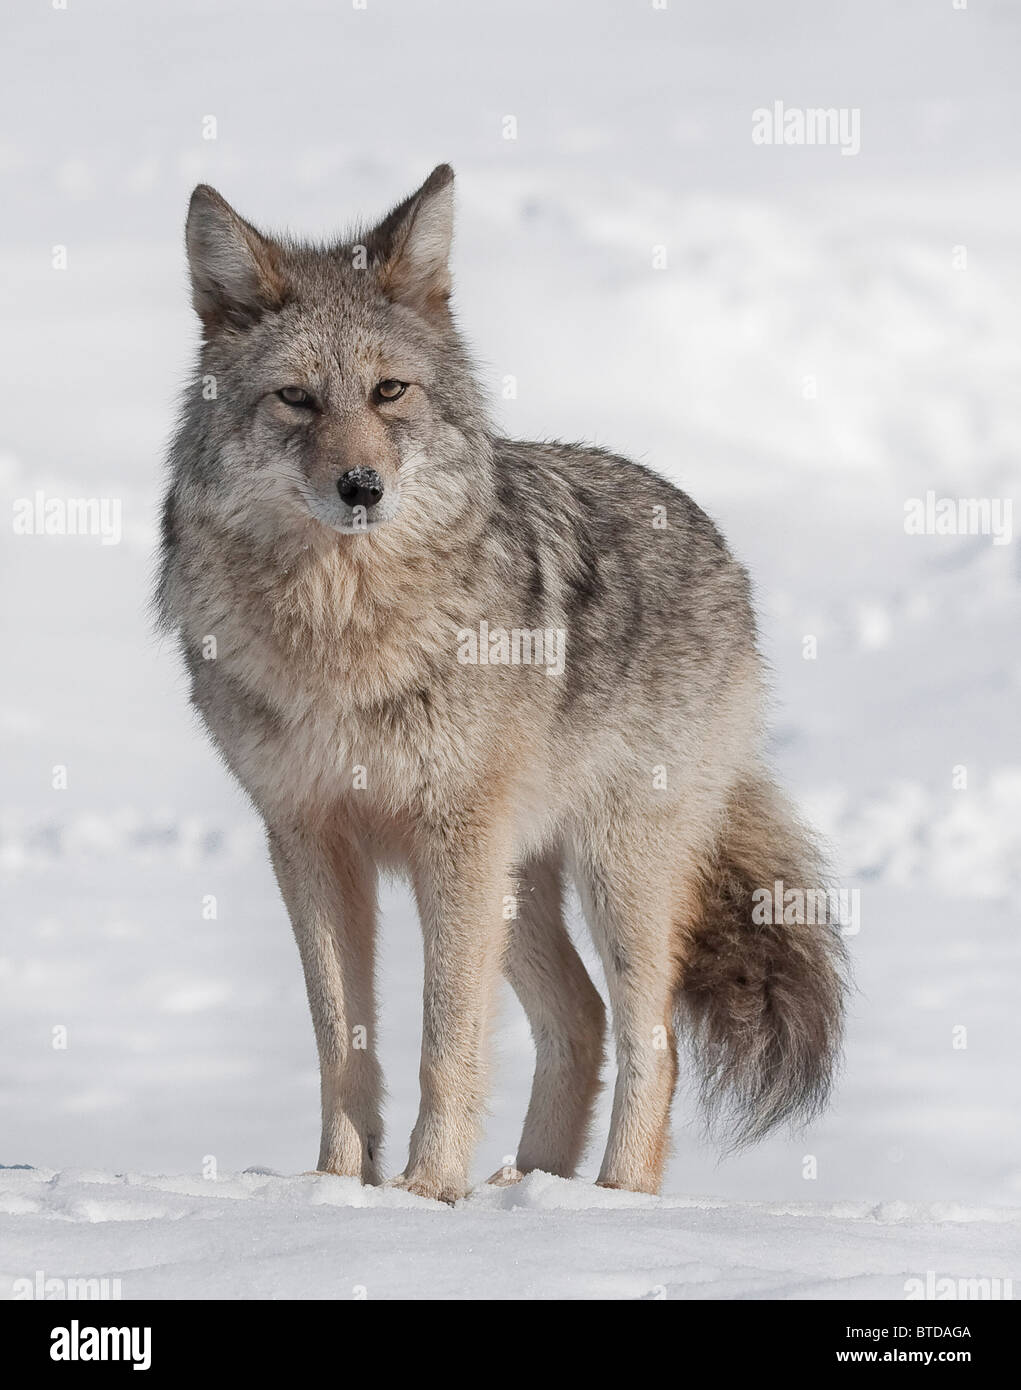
[337,467,384,509]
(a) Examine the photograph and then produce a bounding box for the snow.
[3,1168,1018,1301]
[1,0,1019,1298]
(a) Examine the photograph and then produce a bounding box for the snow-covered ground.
[3,1167,1019,1301]
[1,0,1018,1298]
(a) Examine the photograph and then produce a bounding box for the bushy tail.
[676,774,848,1148]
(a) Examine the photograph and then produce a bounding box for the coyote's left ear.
[367,164,455,326]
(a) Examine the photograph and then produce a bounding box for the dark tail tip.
[676,779,849,1148]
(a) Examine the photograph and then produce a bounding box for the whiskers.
[397,447,428,483]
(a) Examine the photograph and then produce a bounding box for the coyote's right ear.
[186,186,285,335]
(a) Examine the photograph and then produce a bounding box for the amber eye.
[278,386,313,407]
[375,379,407,402]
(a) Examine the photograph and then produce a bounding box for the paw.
[486,1165,525,1187]
[388,1171,467,1205]
[595,1177,660,1195]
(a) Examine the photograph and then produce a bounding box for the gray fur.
[156,167,847,1198]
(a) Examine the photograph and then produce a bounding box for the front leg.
[268,822,383,1182]
[397,808,515,1203]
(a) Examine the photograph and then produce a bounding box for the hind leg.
[492,850,606,1182]
[575,810,693,1194]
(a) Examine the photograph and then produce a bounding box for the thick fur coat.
[156,166,846,1200]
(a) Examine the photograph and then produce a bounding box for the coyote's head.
[177,165,490,541]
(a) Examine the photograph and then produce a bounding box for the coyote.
[156,166,846,1201]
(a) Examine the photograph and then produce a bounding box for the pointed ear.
[186,185,286,334]
[366,164,455,325]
